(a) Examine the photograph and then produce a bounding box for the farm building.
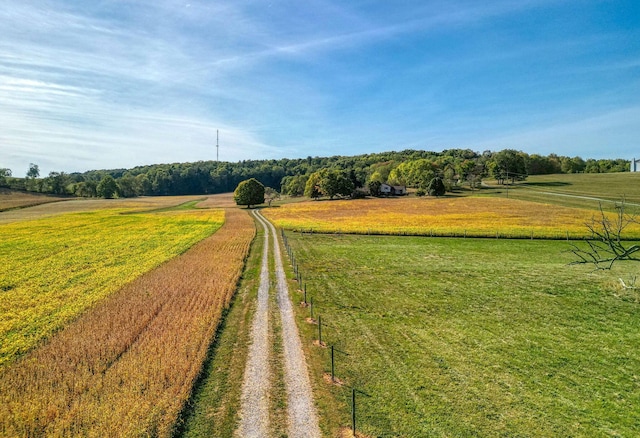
[632,158,640,172]
[380,183,407,195]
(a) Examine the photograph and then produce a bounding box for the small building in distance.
[632,158,640,172]
[380,183,407,196]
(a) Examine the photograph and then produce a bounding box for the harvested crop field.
[0,208,255,437]
[0,189,68,212]
[263,196,640,238]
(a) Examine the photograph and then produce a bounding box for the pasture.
[262,196,640,239]
[288,233,640,437]
[483,172,640,211]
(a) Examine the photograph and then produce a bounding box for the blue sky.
[1,0,639,175]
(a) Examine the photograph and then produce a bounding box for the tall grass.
[0,208,255,437]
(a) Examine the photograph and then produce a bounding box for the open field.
[481,172,640,211]
[0,189,69,212]
[262,196,640,239]
[0,206,224,367]
[287,233,640,437]
[0,208,255,436]
[0,194,211,224]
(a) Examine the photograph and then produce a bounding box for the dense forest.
[0,149,630,198]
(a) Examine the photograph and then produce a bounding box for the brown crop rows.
[0,208,255,437]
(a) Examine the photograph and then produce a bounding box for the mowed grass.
[288,233,640,437]
[263,197,640,239]
[0,207,224,367]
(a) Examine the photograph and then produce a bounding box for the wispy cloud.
[1,0,638,174]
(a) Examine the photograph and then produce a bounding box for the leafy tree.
[234,178,265,208]
[45,171,70,195]
[318,169,354,199]
[97,175,118,198]
[25,163,40,192]
[26,163,40,179]
[281,174,308,196]
[117,175,139,198]
[264,186,280,207]
[490,149,527,184]
[74,181,97,197]
[304,171,323,199]
[427,176,446,197]
[0,168,11,187]
[368,180,382,197]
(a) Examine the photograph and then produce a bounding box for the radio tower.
[216,129,219,162]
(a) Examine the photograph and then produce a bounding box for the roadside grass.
[178,215,262,438]
[0,208,224,367]
[286,233,640,437]
[262,197,640,239]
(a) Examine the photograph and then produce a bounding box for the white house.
[380,183,407,196]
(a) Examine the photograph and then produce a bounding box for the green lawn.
[288,233,640,437]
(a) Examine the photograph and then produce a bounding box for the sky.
[1,0,639,175]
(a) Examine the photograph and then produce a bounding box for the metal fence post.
[352,387,356,437]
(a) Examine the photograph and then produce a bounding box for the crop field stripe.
[0,208,255,437]
[262,197,640,239]
[0,207,225,367]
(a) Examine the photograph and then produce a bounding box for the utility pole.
[216,129,219,162]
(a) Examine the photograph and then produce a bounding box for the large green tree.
[234,178,265,208]
[427,176,446,197]
[490,149,527,184]
[97,175,118,198]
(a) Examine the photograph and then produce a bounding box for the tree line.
[0,149,630,199]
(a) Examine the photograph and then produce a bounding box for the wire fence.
[282,228,381,437]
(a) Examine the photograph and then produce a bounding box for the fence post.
[318,315,322,344]
[331,345,335,381]
[304,284,307,305]
[310,297,314,319]
[352,387,356,437]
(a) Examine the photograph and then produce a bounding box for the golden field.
[0,207,224,367]
[262,196,640,238]
[0,208,255,436]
